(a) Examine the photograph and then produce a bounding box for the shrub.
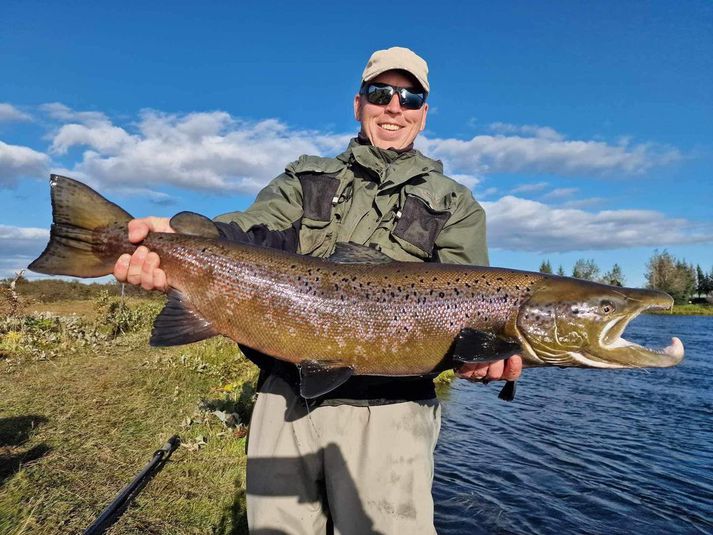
[94,290,163,337]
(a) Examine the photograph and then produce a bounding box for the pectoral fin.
[150,290,218,346]
[452,328,521,364]
[298,360,354,399]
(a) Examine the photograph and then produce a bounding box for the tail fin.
[28,175,133,278]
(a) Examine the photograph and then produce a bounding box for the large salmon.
[29,175,684,399]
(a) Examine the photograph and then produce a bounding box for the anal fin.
[298,360,354,399]
[150,289,218,346]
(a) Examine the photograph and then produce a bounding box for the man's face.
[354,70,428,150]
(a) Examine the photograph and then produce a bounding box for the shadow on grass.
[207,381,256,535]
[0,414,51,487]
[214,483,249,535]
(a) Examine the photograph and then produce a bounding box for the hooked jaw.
[517,283,685,369]
[581,289,684,368]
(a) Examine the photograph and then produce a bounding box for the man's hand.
[456,355,523,383]
[113,217,174,292]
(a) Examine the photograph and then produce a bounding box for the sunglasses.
[360,83,427,110]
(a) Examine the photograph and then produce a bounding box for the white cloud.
[483,196,713,253]
[511,182,549,194]
[418,132,680,177]
[477,187,499,199]
[449,173,481,189]
[51,123,136,155]
[561,197,606,209]
[0,140,50,187]
[0,225,48,277]
[34,106,684,197]
[0,103,32,123]
[0,227,52,279]
[542,187,578,200]
[52,108,352,194]
[489,122,563,141]
[40,102,108,125]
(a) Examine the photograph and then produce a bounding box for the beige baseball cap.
[361,46,430,93]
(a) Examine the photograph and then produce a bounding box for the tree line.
[538,250,713,305]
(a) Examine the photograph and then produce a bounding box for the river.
[433,314,713,534]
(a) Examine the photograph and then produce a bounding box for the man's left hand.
[456,355,523,383]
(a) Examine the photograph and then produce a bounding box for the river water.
[433,314,713,534]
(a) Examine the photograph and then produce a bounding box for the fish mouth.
[583,291,684,368]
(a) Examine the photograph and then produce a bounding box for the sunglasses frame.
[360,82,427,110]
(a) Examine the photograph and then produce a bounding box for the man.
[115,47,522,534]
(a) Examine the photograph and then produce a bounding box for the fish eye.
[600,300,615,314]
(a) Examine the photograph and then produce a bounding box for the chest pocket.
[392,194,451,258]
[297,173,341,256]
[299,173,340,221]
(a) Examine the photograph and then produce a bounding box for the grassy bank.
[647,303,713,316]
[0,295,258,534]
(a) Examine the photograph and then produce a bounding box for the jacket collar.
[336,136,443,187]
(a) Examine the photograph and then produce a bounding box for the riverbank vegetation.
[0,266,709,533]
[0,286,257,534]
[539,250,713,306]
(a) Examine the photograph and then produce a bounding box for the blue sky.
[1,0,711,286]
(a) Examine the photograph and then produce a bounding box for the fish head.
[514,278,684,368]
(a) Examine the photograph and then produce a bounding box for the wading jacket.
[214,137,489,405]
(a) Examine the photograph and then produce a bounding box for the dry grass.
[0,298,258,535]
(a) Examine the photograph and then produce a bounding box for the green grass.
[0,301,258,535]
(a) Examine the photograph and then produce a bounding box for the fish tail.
[29,174,134,278]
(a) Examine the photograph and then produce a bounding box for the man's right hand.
[113,217,174,292]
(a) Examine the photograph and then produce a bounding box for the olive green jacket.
[215,138,489,266]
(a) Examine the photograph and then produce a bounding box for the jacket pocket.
[299,217,333,256]
[298,173,340,222]
[392,194,451,258]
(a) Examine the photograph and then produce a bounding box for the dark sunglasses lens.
[366,85,395,105]
[400,90,425,110]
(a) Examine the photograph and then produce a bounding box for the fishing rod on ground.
[83,435,181,535]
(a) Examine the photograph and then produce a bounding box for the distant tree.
[539,260,553,274]
[677,260,696,301]
[601,263,625,287]
[572,258,600,281]
[696,264,712,297]
[695,265,704,297]
[645,250,696,304]
[557,265,566,276]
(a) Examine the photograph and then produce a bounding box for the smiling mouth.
[379,123,402,132]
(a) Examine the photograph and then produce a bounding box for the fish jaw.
[515,279,685,369]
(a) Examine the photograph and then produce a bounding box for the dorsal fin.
[327,242,393,264]
[150,290,218,346]
[170,211,220,238]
